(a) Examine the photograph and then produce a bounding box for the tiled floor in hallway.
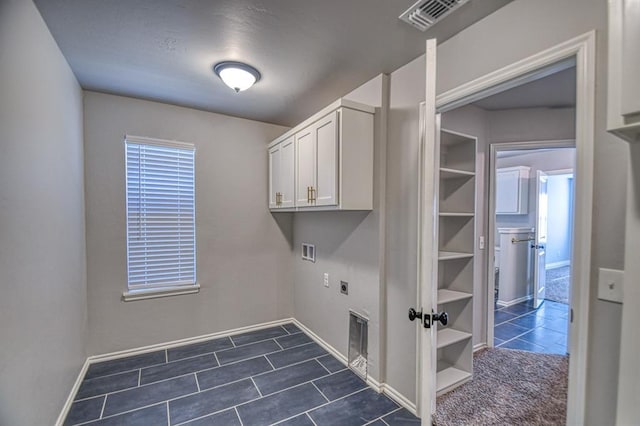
[494,299,569,354]
[64,323,420,425]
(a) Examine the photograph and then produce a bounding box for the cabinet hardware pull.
[307,186,311,203]
[310,187,316,202]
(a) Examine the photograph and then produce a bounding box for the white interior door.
[533,170,548,308]
[416,38,438,426]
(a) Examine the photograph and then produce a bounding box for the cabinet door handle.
[310,187,316,202]
[307,186,311,203]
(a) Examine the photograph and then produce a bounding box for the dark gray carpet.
[545,266,570,304]
[434,348,568,425]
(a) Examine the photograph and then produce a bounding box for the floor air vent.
[399,0,469,31]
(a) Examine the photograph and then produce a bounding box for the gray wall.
[495,148,576,239]
[83,92,293,355]
[0,1,87,424]
[383,0,628,422]
[292,75,385,381]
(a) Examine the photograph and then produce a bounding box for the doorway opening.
[493,148,576,354]
[417,33,595,426]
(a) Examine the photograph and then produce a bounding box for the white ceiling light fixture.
[213,61,261,93]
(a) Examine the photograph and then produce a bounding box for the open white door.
[533,170,548,308]
[415,38,438,426]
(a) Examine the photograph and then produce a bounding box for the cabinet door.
[314,111,339,206]
[496,169,520,214]
[268,144,281,209]
[280,136,295,208]
[296,127,315,207]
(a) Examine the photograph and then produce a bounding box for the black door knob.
[408,308,423,322]
[433,312,448,326]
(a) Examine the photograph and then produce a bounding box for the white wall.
[546,174,573,266]
[0,1,87,424]
[83,92,292,355]
[292,75,386,381]
[383,0,628,422]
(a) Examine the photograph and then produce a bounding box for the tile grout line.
[138,369,141,387]
[99,394,107,419]
[194,373,201,392]
[249,376,263,397]
[166,401,170,426]
[273,339,284,351]
[311,382,330,403]
[306,412,319,426]
[234,406,245,426]
[264,355,276,370]
[280,325,291,335]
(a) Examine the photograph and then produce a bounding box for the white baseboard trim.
[55,358,90,426]
[379,383,418,416]
[473,342,488,352]
[292,318,417,416]
[546,260,570,270]
[89,318,294,364]
[496,294,532,307]
[58,317,418,424]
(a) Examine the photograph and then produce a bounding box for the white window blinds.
[125,136,196,290]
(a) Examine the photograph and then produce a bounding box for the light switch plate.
[598,268,624,303]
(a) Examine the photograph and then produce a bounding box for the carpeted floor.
[434,348,568,426]
[545,266,570,304]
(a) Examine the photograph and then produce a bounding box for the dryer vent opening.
[348,311,368,379]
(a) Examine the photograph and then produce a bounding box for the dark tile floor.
[494,299,569,354]
[65,323,420,426]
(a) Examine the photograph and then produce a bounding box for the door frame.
[487,141,574,337]
[418,31,595,424]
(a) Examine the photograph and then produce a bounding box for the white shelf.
[438,251,474,261]
[438,289,473,304]
[436,364,472,395]
[437,328,473,349]
[439,212,474,217]
[440,167,475,179]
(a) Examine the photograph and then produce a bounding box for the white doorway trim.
[427,31,595,425]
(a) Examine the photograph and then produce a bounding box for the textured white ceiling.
[34,0,511,126]
[473,67,576,111]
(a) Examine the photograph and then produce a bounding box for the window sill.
[122,284,200,302]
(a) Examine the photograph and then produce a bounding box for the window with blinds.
[125,136,196,292]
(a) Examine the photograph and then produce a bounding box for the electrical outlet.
[323,273,329,288]
[479,236,485,250]
[340,281,348,295]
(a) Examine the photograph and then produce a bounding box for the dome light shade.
[213,61,261,93]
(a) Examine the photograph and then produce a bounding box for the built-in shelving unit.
[435,128,477,396]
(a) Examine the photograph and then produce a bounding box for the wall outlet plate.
[598,267,624,303]
[340,281,348,295]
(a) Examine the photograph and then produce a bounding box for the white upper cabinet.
[608,0,640,142]
[312,111,339,206]
[496,166,529,215]
[269,135,295,209]
[269,98,374,211]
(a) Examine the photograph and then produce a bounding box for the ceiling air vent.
[399,0,469,31]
